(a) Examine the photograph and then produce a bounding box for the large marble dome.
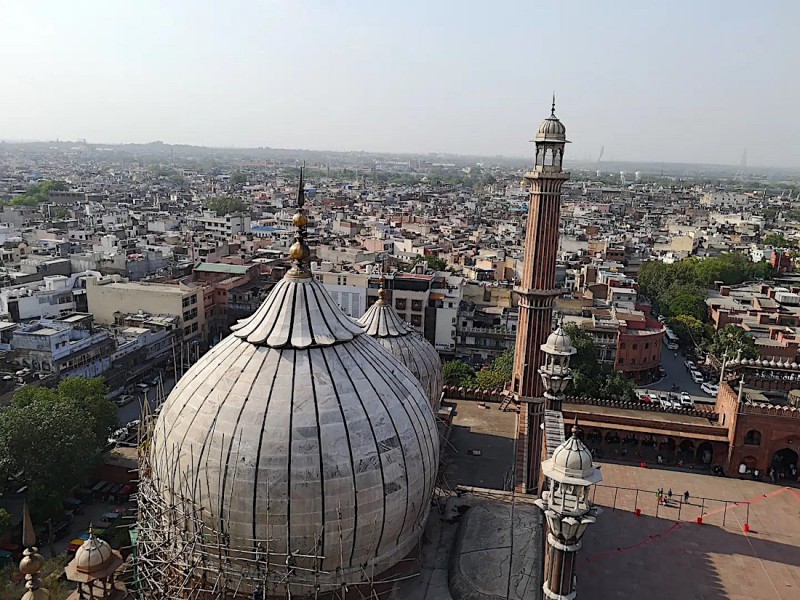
[357,286,443,409]
[143,196,439,597]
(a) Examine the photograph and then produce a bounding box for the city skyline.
[2,1,799,167]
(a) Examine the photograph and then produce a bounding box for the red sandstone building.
[559,377,799,481]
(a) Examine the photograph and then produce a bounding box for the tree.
[763,233,795,249]
[230,172,248,186]
[563,323,637,402]
[56,377,117,448]
[0,377,116,519]
[423,255,447,271]
[475,350,513,389]
[205,197,247,216]
[443,360,476,386]
[667,315,712,348]
[708,324,759,361]
[12,377,116,450]
[0,399,97,519]
[660,284,707,321]
[4,180,68,207]
[564,323,605,377]
[639,253,778,318]
[0,508,10,536]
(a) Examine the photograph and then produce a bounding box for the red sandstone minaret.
[513,98,570,493]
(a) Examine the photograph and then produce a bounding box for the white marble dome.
[542,325,576,356]
[357,290,443,409]
[74,533,114,574]
[535,104,567,143]
[147,265,439,595]
[542,427,603,486]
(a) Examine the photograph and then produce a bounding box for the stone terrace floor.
[582,461,800,599]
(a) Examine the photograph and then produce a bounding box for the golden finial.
[287,164,311,279]
[19,503,50,600]
[377,276,386,303]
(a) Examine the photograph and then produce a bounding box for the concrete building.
[11,313,115,378]
[86,276,204,341]
[187,211,251,242]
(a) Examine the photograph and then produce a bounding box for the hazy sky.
[2,1,798,167]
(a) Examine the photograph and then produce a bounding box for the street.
[637,346,717,405]
[116,375,176,426]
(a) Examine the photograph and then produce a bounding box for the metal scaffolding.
[134,399,423,600]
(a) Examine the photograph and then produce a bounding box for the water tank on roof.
[775,292,800,306]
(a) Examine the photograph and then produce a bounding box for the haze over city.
[2,0,798,167]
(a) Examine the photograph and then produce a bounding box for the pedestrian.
[683,490,690,503]
[667,489,673,500]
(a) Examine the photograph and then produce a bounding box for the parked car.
[700,382,719,396]
[680,391,694,407]
[135,382,149,391]
[658,393,672,409]
[684,359,695,370]
[115,394,134,407]
[690,369,705,384]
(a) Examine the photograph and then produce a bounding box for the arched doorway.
[696,442,713,465]
[772,448,798,480]
[678,440,695,464]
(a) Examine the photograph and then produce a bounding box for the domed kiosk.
[138,174,439,599]
[357,283,443,409]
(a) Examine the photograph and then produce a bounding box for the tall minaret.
[512,98,570,493]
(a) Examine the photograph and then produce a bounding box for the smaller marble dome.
[536,115,567,143]
[357,288,443,408]
[541,326,576,356]
[74,533,114,574]
[535,99,568,143]
[543,428,603,486]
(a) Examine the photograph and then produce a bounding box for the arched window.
[633,343,638,350]
[645,342,650,349]
[744,430,761,446]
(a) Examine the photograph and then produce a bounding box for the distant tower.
[736,148,748,179]
[512,97,570,493]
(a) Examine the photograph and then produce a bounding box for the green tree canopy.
[5,180,69,206]
[443,360,476,387]
[230,172,248,186]
[708,324,759,361]
[0,377,116,519]
[763,233,796,249]
[204,197,247,216]
[475,349,514,389]
[563,323,636,402]
[638,254,776,320]
[423,255,447,271]
[667,315,713,348]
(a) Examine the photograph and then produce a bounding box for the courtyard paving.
[581,461,800,599]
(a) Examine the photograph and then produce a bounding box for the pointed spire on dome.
[287,164,311,279]
[571,415,581,439]
[551,92,556,117]
[231,163,364,347]
[19,503,49,600]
